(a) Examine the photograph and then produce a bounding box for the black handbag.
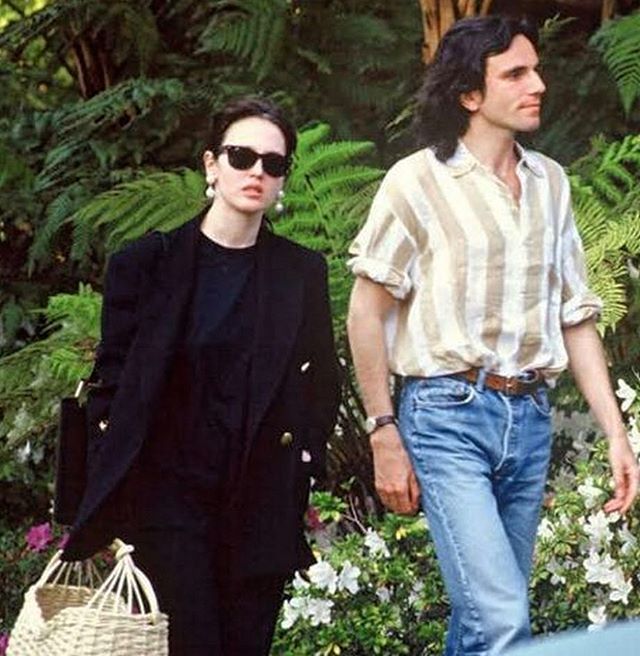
[54,380,88,525]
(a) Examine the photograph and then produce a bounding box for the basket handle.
[34,549,101,590]
[87,539,163,623]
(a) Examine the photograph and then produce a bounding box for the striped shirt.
[347,142,602,382]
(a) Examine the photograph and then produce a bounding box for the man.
[347,15,638,656]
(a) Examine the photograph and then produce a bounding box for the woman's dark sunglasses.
[218,145,289,178]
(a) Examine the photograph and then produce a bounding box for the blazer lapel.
[246,229,304,441]
[136,214,201,405]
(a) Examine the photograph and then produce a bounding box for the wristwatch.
[364,414,397,435]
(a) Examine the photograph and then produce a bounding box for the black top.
[140,232,257,516]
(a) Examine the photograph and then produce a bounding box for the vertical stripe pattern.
[348,143,602,382]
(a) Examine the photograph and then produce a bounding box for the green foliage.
[591,12,640,117]
[0,284,100,466]
[64,168,207,259]
[272,499,446,656]
[568,135,640,329]
[532,16,639,165]
[277,123,383,330]
[197,0,288,82]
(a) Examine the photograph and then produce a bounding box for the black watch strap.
[365,414,397,435]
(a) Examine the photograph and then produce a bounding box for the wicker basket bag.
[7,539,168,656]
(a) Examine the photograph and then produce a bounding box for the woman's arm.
[86,236,160,450]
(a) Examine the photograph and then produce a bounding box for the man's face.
[462,34,546,135]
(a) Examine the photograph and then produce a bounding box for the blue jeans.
[398,374,552,656]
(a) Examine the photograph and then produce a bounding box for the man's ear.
[460,90,482,113]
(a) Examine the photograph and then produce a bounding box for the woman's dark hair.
[413,15,539,162]
[208,96,297,164]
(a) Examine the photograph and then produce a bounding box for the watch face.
[364,417,377,433]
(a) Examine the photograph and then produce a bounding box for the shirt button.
[98,419,109,433]
[280,431,294,446]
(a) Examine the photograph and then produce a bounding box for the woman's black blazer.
[63,214,341,575]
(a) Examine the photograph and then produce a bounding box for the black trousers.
[123,525,287,656]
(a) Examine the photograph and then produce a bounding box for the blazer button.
[98,419,109,433]
[300,360,311,373]
[280,431,294,446]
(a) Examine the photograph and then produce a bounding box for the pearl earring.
[205,174,216,200]
[275,189,285,214]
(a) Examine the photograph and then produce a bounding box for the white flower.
[292,571,310,591]
[584,551,617,585]
[583,511,613,547]
[628,419,640,457]
[408,580,425,607]
[587,605,607,631]
[577,478,604,510]
[375,586,392,603]
[308,561,338,594]
[619,523,637,556]
[306,598,334,626]
[280,596,308,629]
[608,569,633,605]
[546,557,566,586]
[364,529,390,558]
[537,517,554,540]
[337,560,360,594]
[15,440,32,463]
[615,379,637,413]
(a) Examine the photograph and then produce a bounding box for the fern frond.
[591,12,640,115]
[35,78,186,191]
[0,285,101,447]
[0,0,86,51]
[67,168,207,256]
[276,124,383,331]
[570,135,640,209]
[197,0,288,81]
[29,182,92,269]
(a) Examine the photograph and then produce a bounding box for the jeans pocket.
[412,376,476,409]
[528,388,552,417]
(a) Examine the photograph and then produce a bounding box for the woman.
[63,97,341,655]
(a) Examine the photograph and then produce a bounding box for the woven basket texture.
[7,545,168,656]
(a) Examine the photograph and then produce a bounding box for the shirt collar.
[446,140,544,178]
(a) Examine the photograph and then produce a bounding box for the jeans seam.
[495,392,512,471]
[425,477,489,655]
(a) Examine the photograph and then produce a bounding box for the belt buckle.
[504,377,517,395]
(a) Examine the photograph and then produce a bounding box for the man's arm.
[563,318,639,514]
[347,276,420,514]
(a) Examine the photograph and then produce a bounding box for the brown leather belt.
[455,368,544,396]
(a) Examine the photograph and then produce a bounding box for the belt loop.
[475,367,487,392]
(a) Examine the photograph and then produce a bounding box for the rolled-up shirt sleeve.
[559,186,603,326]
[347,174,418,300]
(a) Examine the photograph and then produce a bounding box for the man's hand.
[603,433,639,515]
[370,424,421,514]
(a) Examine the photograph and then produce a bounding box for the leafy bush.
[272,497,446,656]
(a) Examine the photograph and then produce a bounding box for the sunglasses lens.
[262,153,288,177]
[226,146,258,170]
[223,145,288,177]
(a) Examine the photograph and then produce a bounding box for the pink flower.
[0,632,10,656]
[25,522,53,552]
[305,506,324,532]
